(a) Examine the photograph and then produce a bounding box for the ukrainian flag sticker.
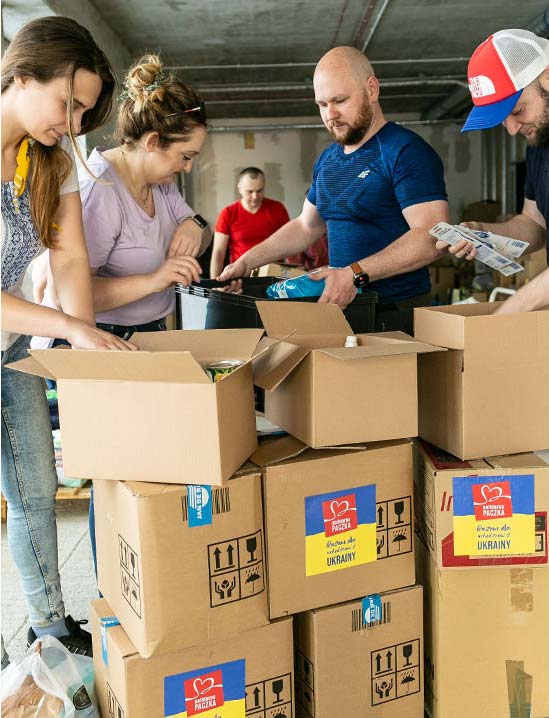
[164,659,245,718]
[453,474,535,556]
[305,485,377,576]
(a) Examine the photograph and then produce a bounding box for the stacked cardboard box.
[414,430,549,717]
[9,328,296,718]
[413,305,549,716]
[9,304,449,716]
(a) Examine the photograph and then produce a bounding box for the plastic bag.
[1,636,99,718]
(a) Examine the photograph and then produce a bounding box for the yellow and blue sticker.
[453,474,535,556]
[305,485,376,576]
[164,659,245,718]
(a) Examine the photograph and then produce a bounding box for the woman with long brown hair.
[1,16,134,663]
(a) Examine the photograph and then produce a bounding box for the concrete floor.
[1,500,97,662]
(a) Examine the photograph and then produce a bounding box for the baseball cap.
[462,29,549,132]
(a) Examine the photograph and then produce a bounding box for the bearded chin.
[532,118,549,148]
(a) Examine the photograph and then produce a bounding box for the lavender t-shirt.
[80,147,193,325]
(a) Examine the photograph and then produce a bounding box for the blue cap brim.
[461,89,522,132]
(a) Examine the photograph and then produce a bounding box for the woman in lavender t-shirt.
[80,54,211,338]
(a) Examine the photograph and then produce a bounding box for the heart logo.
[330,500,350,518]
[192,677,215,696]
[481,485,503,503]
[477,484,511,504]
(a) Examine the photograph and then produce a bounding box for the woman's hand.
[168,222,203,258]
[149,256,202,292]
[65,321,137,350]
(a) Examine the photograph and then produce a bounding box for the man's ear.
[143,132,160,152]
[366,75,380,104]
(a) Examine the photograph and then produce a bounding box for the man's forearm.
[241,218,322,271]
[476,214,546,253]
[497,268,549,313]
[359,228,444,282]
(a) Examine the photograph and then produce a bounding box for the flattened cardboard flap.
[257,301,352,338]
[316,332,445,360]
[12,349,210,383]
[250,435,309,467]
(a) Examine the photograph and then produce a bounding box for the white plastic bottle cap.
[345,335,358,348]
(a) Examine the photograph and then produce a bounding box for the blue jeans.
[1,335,64,628]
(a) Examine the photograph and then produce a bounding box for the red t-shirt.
[215,197,290,263]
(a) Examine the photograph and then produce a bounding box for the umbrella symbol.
[245,569,261,591]
[392,529,408,551]
[400,670,416,693]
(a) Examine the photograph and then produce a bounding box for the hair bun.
[124,54,166,111]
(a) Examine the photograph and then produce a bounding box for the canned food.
[206,360,245,382]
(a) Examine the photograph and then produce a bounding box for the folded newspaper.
[430,222,527,276]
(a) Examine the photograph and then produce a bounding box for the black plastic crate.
[176,277,377,333]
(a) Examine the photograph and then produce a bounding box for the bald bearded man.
[219,46,450,332]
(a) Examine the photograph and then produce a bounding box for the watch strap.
[350,262,363,277]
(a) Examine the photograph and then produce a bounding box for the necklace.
[120,148,152,207]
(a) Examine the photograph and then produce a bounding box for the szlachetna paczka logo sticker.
[305,485,377,576]
[164,659,245,718]
[452,474,535,556]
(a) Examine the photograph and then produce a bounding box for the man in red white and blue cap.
[438,29,549,313]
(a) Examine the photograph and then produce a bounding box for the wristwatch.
[188,213,208,229]
[350,262,370,289]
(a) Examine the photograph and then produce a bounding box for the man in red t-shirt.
[210,167,290,278]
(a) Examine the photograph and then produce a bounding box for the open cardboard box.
[414,303,549,459]
[252,302,443,447]
[8,329,263,485]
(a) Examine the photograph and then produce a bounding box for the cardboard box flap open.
[252,337,309,391]
[9,349,210,383]
[257,301,352,338]
[133,327,264,360]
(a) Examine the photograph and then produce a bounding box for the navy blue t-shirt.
[307,122,447,304]
[524,145,549,264]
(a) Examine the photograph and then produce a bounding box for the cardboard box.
[252,302,441,447]
[8,329,263,485]
[416,536,549,718]
[414,303,549,459]
[295,585,423,718]
[413,440,549,570]
[252,263,305,278]
[94,467,268,658]
[91,598,294,718]
[250,436,416,618]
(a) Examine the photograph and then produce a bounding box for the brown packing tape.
[510,569,534,613]
[506,660,533,718]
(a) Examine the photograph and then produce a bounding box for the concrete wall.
[187,118,483,227]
